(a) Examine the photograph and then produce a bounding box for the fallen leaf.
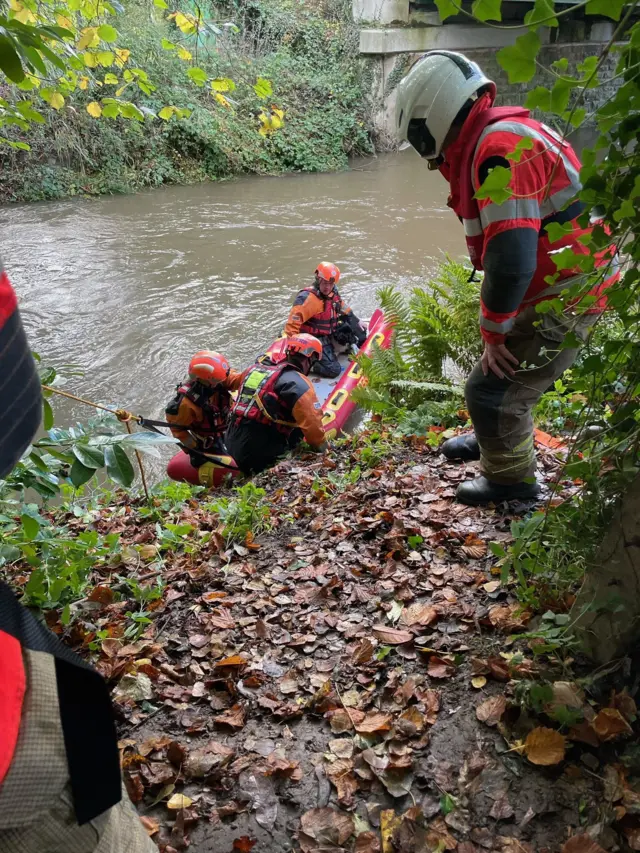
[487,656,511,682]
[88,584,114,604]
[325,758,358,806]
[423,689,440,724]
[329,739,354,759]
[214,654,247,668]
[233,837,257,853]
[355,712,393,734]
[140,815,160,836]
[568,720,600,747]
[167,741,187,766]
[380,809,403,853]
[299,808,355,853]
[355,830,381,853]
[488,603,530,631]
[561,836,606,853]
[352,638,375,664]
[476,695,507,727]
[395,705,425,738]
[524,727,566,765]
[425,816,457,850]
[472,676,487,689]
[612,690,637,722]
[188,633,210,649]
[490,793,514,820]
[213,703,245,729]
[483,580,501,593]
[427,655,456,679]
[593,707,633,741]
[401,603,438,627]
[372,625,413,645]
[624,827,640,851]
[328,708,365,732]
[167,793,192,810]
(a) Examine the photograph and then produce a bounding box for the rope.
[42,385,149,501]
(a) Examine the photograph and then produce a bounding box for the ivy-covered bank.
[0,0,373,203]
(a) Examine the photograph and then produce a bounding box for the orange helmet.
[188,350,230,385]
[315,262,340,285]
[285,334,322,361]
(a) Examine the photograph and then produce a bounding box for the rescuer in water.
[395,50,617,505]
[285,262,366,379]
[225,334,327,474]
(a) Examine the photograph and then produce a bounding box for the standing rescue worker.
[284,263,366,379]
[165,350,242,465]
[396,51,617,505]
[225,334,327,474]
[0,260,155,852]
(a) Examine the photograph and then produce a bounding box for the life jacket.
[231,362,297,436]
[299,287,342,338]
[444,95,616,310]
[165,380,230,437]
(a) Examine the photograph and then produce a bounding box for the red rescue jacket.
[441,95,618,343]
[299,287,342,337]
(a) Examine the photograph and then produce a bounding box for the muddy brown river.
[2,152,465,429]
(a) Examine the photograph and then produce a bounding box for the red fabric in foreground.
[0,629,26,783]
[0,271,18,330]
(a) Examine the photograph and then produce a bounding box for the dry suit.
[225,357,325,474]
[284,286,365,379]
[165,371,243,465]
[441,94,618,484]
[0,259,154,853]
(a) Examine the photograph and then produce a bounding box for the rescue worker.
[0,259,155,852]
[165,350,243,465]
[225,333,327,474]
[396,51,617,505]
[284,262,366,379]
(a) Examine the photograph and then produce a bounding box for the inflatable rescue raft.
[166,308,392,488]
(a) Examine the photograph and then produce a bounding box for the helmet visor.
[407,119,437,159]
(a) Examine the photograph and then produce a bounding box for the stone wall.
[370,41,621,145]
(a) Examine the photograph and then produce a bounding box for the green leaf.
[526,86,551,111]
[505,136,534,163]
[21,513,40,541]
[586,0,624,19]
[474,164,512,204]
[550,78,573,114]
[158,105,175,120]
[0,35,25,83]
[613,199,636,222]
[544,221,575,243]
[105,444,135,487]
[210,77,235,92]
[43,398,54,430]
[433,0,459,20]
[155,0,169,6]
[102,102,120,118]
[104,72,118,84]
[98,24,118,42]
[524,0,558,27]
[253,77,273,99]
[187,66,207,86]
[489,541,507,558]
[566,107,586,128]
[471,0,502,21]
[72,444,105,469]
[497,29,541,83]
[70,457,95,487]
[161,38,175,49]
[440,793,456,815]
[552,57,568,73]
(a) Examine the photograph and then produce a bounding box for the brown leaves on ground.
[593,708,633,741]
[354,712,393,734]
[476,695,507,727]
[524,727,566,766]
[561,836,606,853]
[488,604,531,632]
[427,655,457,679]
[213,703,246,729]
[299,808,354,853]
[400,603,438,628]
[372,625,414,645]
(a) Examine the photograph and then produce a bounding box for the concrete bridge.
[354,0,617,140]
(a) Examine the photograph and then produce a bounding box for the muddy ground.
[37,433,640,853]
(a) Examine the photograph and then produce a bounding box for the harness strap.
[253,392,297,428]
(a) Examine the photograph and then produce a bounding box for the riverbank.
[0,0,374,205]
[5,429,639,852]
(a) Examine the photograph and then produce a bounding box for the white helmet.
[396,50,496,160]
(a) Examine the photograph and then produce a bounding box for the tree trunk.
[572,472,640,664]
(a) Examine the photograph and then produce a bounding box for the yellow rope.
[41,384,149,501]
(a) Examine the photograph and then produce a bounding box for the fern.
[353,258,482,427]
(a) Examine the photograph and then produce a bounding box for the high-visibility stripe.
[479,197,541,229]
[480,315,516,334]
[463,217,483,237]
[472,121,582,216]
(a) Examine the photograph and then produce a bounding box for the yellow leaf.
[524,727,566,766]
[210,77,235,92]
[167,793,192,810]
[471,676,487,689]
[86,101,102,118]
[114,48,130,66]
[174,11,197,34]
[272,107,285,120]
[13,4,37,25]
[83,52,98,68]
[49,92,64,110]
[176,45,192,60]
[77,27,98,50]
[214,92,230,108]
[380,810,402,853]
[78,76,89,90]
[57,15,73,29]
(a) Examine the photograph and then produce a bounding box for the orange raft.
[166,308,392,488]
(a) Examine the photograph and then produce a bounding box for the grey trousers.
[465,306,597,484]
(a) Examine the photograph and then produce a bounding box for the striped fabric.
[0,257,42,479]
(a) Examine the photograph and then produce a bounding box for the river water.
[2,152,466,439]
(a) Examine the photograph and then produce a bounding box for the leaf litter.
[26,430,640,852]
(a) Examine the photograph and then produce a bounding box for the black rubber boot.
[441,433,480,461]
[456,476,541,506]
